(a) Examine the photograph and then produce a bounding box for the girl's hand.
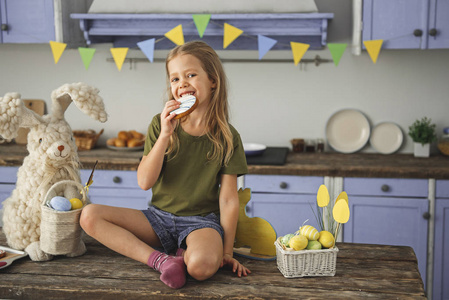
[160,100,180,137]
[220,253,251,277]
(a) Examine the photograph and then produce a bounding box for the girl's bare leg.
[184,228,223,281]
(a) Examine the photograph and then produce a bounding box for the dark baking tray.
[246,147,289,165]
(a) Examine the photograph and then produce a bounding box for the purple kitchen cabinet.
[0,0,55,43]
[433,180,449,300]
[244,175,324,237]
[363,0,449,49]
[343,177,429,289]
[80,170,151,210]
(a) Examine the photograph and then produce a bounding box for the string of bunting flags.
[49,14,384,71]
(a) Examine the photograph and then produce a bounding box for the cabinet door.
[362,0,429,49]
[247,193,322,237]
[427,0,449,48]
[433,180,449,300]
[343,196,429,286]
[0,0,55,43]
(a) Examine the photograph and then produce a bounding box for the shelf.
[70,13,334,50]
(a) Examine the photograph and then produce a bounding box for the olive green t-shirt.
[143,114,248,216]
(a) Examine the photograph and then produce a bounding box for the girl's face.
[168,54,216,105]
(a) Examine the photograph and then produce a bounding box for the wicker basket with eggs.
[107,130,145,149]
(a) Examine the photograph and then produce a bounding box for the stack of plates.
[325,109,403,154]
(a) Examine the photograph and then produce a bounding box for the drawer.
[80,170,140,189]
[344,178,428,197]
[244,175,323,194]
[0,167,18,183]
[436,180,449,198]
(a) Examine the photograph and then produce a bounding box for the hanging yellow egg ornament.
[299,225,320,241]
[333,199,350,224]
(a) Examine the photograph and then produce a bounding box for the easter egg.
[280,234,295,247]
[49,196,72,211]
[306,240,322,250]
[299,225,320,241]
[289,235,308,251]
[318,231,335,248]
[69,198,83,210]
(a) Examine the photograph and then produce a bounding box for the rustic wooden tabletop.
[0,230,426,299]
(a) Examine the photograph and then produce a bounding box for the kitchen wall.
[1,0,448,154]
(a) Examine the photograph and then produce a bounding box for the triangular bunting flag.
[165,25,185,46]
[137,38,155,63]
[49,41,67,64]
[327,43,347,66]
[363,40,383,64]
[258,35,277,60]
[78,47,96,70]
[290,42,310,66]
[223,23,243,49]
[192,14,211,38]
[110,47,129,71]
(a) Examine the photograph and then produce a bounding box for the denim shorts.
[141,205,224,254]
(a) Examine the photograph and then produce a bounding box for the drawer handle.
[113,176,122,183]
[413,29,423,37]
[422,212,431,220]
[245,206,251,213]
[280,182,288,189]
[1,24,8,31]
[381,184,390,192]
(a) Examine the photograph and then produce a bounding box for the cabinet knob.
[112,176,122,183]
[381,184,390,192]
[1,24,8,31]
[413,29,423,37]
[245,206,251,213]
[280,182,288,189]
[422,212,431,220]
[429,28,437,37]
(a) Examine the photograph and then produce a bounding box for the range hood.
[70,13,334,50]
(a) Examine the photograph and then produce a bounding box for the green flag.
[78,47,96,70]
[192,14,211,38]
[328,43,347,66]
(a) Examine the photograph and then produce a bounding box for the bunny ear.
[0,93,45,139]
[51,82,108,123]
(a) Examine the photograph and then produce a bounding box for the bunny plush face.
[27,119,78,166]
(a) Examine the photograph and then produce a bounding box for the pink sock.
[147,250,186,289]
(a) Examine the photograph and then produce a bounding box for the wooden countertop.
[0,231,425,299]
[1,143,449,178]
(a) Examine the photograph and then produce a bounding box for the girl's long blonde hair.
[165,41,234,166]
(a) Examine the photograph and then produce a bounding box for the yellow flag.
[49,41,67,64]
[110,48,129,71]
[165,25,185,46]
[290,42,310,66]
[223,23,243,49]
[333,199,350,224]
[363,40,383,64]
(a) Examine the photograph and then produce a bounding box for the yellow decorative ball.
[69,198,83,210]
[299,225,320,241]
[318,231,335,248]
[289,235,308,251]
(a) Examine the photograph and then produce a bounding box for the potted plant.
[408,117,437,157]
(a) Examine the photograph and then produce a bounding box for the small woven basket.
[40,180,88,255]
[275,239,338,278]
[73,129,104,151]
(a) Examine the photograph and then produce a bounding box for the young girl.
[80,41,250,289]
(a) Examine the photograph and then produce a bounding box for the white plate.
[370,122,403,154]
[0,246,28,269]
[325,109,370,153]
[243,143,267,156]
[106,145,144,151]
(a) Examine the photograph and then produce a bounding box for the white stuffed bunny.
[0,83,107,261]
